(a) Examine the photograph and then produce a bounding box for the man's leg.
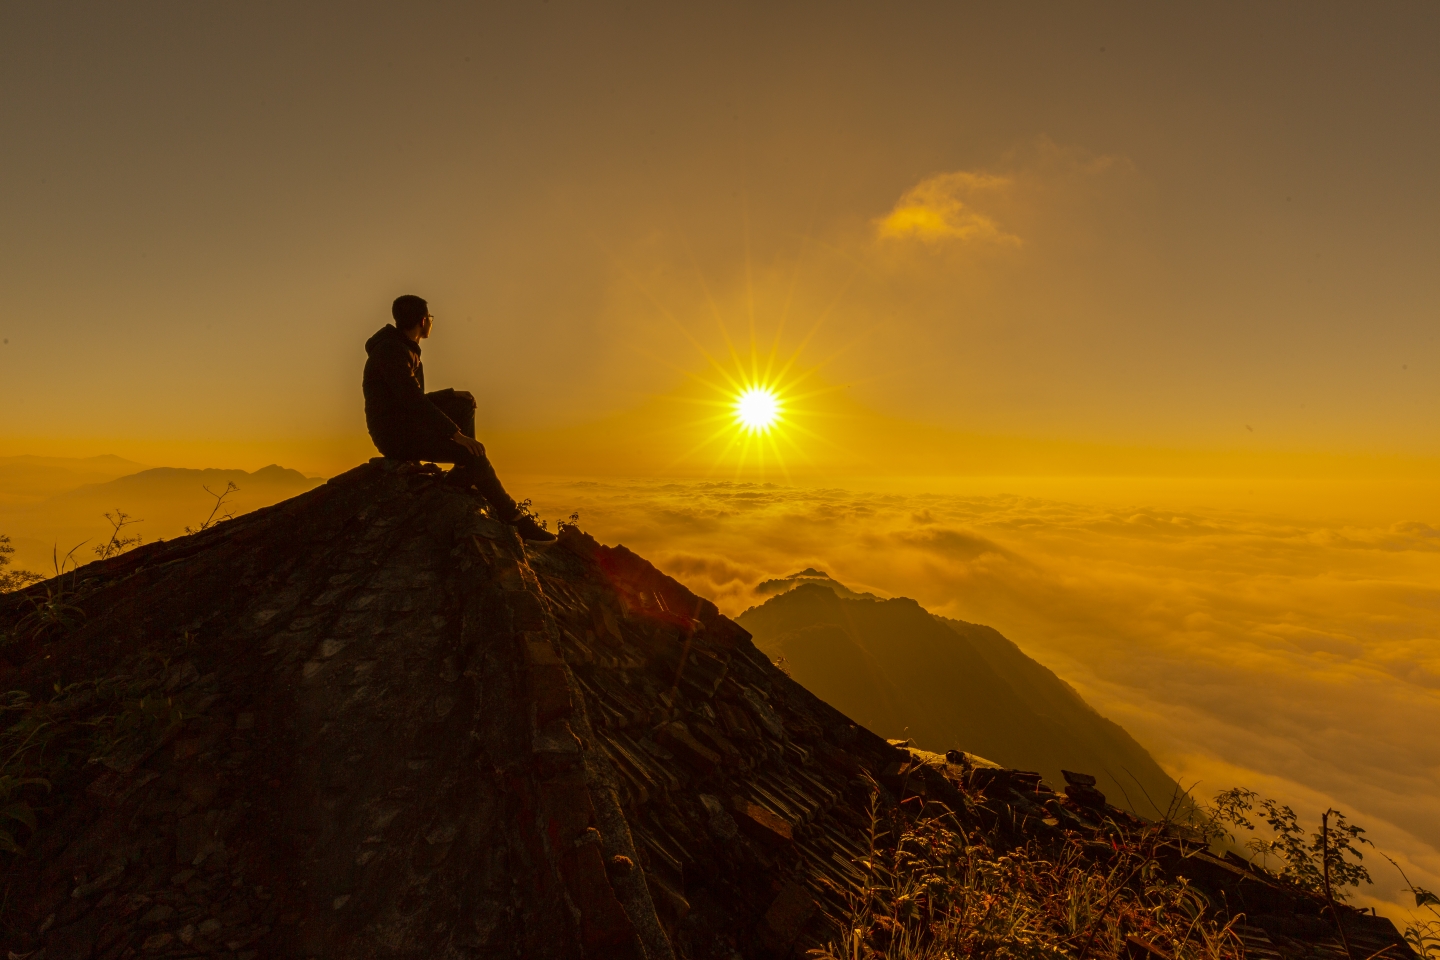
[401,392,549,536]
[422,392,515,515]
[447,441,520,520]
[426,390,476,438]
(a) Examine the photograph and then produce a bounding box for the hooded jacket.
[362,325,460,454]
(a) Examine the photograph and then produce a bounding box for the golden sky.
[3,0,1440,920]
[2,3,1439,477]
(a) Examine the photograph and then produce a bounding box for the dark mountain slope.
[0,463,1410,959]
[0,460,909,957]
[738,582,1182,818]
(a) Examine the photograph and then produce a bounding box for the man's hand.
[452,432,485,458]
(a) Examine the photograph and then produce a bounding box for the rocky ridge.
[0,460,1416,959]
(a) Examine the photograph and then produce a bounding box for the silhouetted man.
[363,294,555,542]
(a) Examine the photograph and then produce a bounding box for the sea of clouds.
[527,477,1440,917]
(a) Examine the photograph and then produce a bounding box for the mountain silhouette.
[0,462,1412,958]
[738,580,1183,818]
[0,454,149,507]
[0,464,321,571]
[2,460,916,957]
[752,569,879,601]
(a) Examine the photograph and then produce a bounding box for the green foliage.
[1385,855,1440,960]
[1405,919,1440,960]
[514,498,549,531]
[1206,788,1373,899]
[12,543,88,644]
[0,690,55,855]
[0,534,43,594]
[0,774,50,853]
[0,660,191,859]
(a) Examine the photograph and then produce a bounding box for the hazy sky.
[3,2,1439,474]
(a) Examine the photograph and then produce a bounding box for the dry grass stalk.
[813,787,1243,960]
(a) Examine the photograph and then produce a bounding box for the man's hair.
[392,295,429,329]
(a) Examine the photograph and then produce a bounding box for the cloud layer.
[526,476,1440,918]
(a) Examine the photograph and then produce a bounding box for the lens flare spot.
[735,387,781,434]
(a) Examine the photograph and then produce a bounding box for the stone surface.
[760,882,819,948]
[729,799,794,847]
[0,461,1418,959]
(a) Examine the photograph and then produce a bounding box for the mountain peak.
[752,569,881,602]
[0,459,907,956]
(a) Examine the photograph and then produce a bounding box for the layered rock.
[1,461,904,957]
[0,460,1415,959]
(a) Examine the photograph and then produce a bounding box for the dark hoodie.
[362,325,460,455]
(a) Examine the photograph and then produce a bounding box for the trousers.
[378,389,518,520]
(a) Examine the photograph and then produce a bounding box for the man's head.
[392,294,432,340]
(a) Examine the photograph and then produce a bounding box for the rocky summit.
[0,460,1417,959]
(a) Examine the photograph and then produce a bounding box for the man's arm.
[372,340,460,440]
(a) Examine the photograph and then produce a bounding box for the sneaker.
[509,513,557,543]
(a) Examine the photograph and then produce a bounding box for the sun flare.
[735,387,781,434]
[622,231,853,478]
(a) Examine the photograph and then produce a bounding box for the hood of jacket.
[365,323,420,359]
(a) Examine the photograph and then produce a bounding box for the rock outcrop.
[1,460,905,958]
[0,460,1416,959]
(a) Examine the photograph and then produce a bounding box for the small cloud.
[876,171,1022,245]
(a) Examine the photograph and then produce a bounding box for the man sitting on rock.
[363,294,556,542]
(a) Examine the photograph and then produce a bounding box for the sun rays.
[594,195,869,479]
[662,317,850,480]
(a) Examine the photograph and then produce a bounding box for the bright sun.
[735,387,781,434]
[627,243,844,477]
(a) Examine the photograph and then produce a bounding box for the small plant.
[0,773,49,854]
[0,534,43,594]
[1386,855,1440,960]
[815,781,1243,960]
[514,498,550,531]
[14,542,87,642]
[1206,788,1373,899]
[1206,788,1377,960]
[0,658,192,862]
[556,510,582,533]
[94,508,143,560]
[0,689,58,856]
[186,481,239,534]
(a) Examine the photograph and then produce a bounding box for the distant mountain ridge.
[0,463,322,572]
[0,454,150,506]
[737,575,1184,817]
[46,464,316,503]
